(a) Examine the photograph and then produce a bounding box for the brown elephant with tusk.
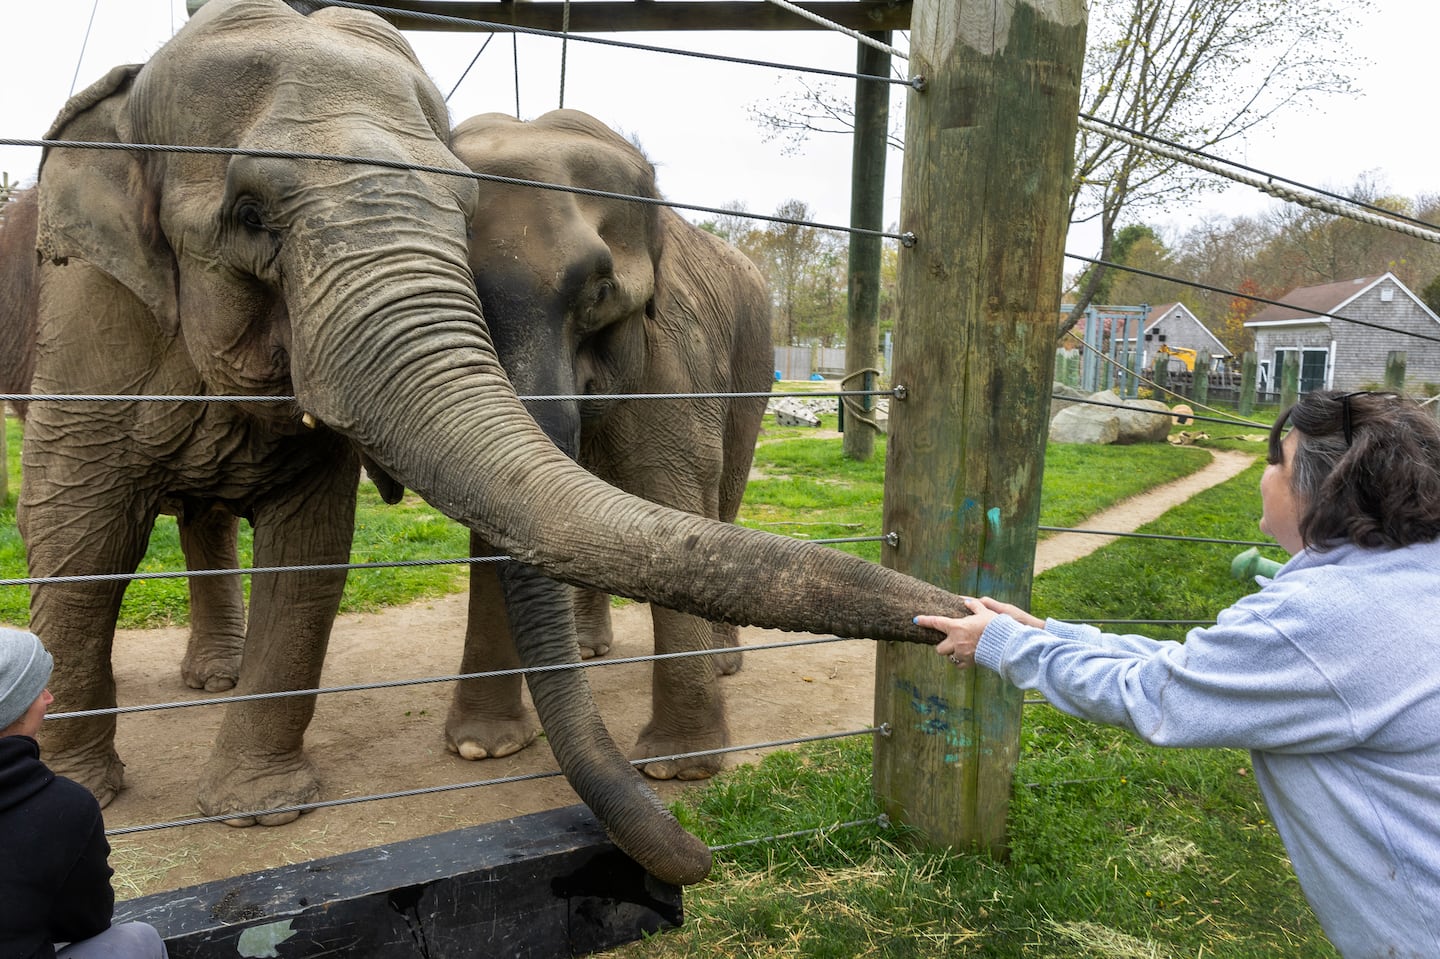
[19,0,965,886]
[444,109,773,783]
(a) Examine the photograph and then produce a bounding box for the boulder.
[1049,401,1121,445]
[1048,389,1172,445]
[1049,382,1089,419]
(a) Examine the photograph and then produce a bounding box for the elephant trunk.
[298,271,968,644]
[285,198,965,884]
[498,562,710,884]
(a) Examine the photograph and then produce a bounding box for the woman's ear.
[35,64,180,338]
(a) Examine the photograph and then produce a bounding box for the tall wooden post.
[1239,351,1257,416]
[1385,350,1407,391]
[1191,350,1210,406]
[874,0,1087,854]
[1280,353,1299,410]
[843,33,893,461]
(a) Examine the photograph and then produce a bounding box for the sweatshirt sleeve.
[973,605,1360,752]
[51,805,115,944]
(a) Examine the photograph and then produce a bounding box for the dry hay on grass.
[1047,920,1171,958]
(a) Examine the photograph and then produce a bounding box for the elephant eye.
[234,198,269,232]
[593,279,613,306]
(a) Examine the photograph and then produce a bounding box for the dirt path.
[102,447,1257,896]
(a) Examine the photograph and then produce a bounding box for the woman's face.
[1260,429,1305,555]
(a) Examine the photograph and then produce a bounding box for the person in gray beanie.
[0,628,168,959]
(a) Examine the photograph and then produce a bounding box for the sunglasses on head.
[1339,391,1399,447]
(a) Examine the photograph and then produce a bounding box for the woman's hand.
[915,596,1042,668]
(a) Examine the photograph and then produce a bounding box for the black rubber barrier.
[113,803,683,957]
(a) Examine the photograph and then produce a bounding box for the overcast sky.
[2,0,1435,261]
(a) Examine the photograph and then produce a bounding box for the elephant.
[19,0,967,886]
[0,187,247,694]
[444,110,773,782]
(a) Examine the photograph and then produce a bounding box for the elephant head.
[25,0,967,885]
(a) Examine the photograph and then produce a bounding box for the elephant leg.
[573,586,614,659]
[710,621,743,677]
[445,531,538,760]
[197,456,357,826]
[178,506,246,692]
[18,482,156,807]
[635,605,728,781]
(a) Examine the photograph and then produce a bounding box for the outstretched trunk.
[282,182,967,884]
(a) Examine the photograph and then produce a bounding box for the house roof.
[1246,274,1387,326]
[1138,301,1232,356]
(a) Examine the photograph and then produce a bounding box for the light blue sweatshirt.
[975,539,1440,959]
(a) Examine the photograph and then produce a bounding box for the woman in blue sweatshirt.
[917,390,1440,959]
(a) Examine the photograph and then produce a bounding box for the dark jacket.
[0,735,113,959]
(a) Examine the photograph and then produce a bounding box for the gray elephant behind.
[444,110,774,782]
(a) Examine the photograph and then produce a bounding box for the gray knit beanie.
[0,628,54,732]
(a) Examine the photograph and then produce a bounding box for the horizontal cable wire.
[0,529,885,590]
[1053,392,1268,430]
[324,0,922,88]
[709,814,891,853]
[105,725,881,837]
[1058,328,1271,427]
[0,387,900,406]
[0,556,506,589]
[1038,526,1274,548]
[0,137,912,243]
[1067,252,1440,346]
[46,634,864,721]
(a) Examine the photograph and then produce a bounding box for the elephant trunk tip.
[644,834,712,886]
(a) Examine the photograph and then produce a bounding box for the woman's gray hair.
[1268,390,1440,550]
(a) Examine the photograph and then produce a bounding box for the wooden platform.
[114,804,683,958]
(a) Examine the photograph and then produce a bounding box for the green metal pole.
[843,32,892,462]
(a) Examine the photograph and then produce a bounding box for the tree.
[1422,273,1440,317]
[750,0,1368,339]
[745,199,851,347]
[1064,0,1366,332]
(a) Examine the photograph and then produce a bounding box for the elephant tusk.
[301,412,319,429]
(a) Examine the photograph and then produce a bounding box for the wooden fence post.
[1280,353,1299,410]
[1385,350,1407,392]
[1239,351,1257,416]
[873,0,1087,854]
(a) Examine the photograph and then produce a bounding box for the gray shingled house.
[1245,273,1440,394]
[1138,302,1232,375]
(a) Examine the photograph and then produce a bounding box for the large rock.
[1049,382,1088,419]
[1048,389,1172,445]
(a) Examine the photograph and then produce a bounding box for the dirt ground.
[100,448,1256,898]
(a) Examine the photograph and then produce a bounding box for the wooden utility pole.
[843,33,892,462]
[873,0,1087,854]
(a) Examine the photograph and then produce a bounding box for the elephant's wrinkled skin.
[1,188,247,695]
[19,0,966,885]
[445,110,772,781]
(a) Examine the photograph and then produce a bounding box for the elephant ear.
[35,64,180,338]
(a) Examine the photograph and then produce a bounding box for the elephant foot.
[444,710,539,761]
[46,746,126,808]
[578,639,611,660]
[633,727,726,782]
[197,754,322,827]
[181,646,242,692]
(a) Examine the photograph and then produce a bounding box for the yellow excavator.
[1155,344,1198,371]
